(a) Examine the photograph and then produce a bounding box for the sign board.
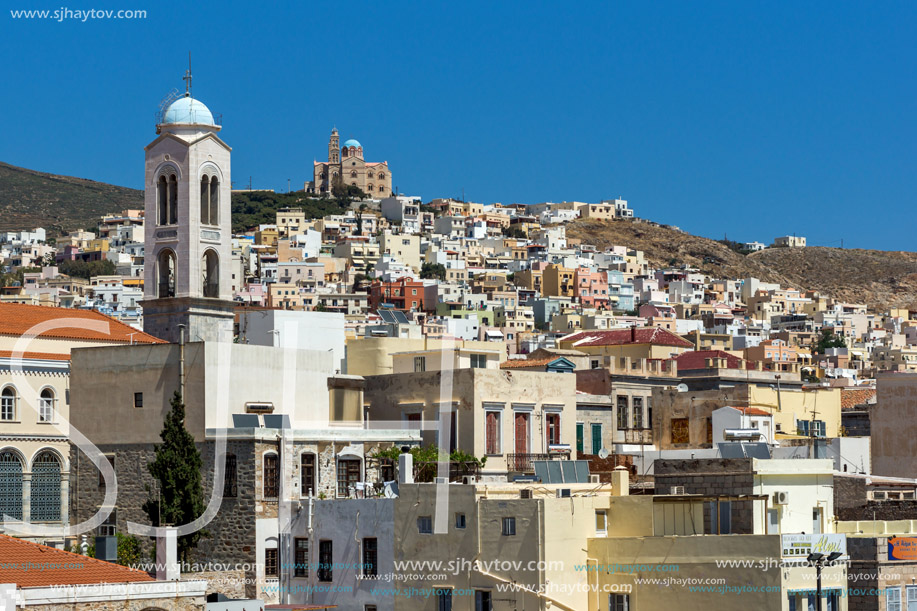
[888,537,917,560]
[781,534,847,560]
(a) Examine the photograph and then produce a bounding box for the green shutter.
[576,423,584,454]
[591,423,602,455]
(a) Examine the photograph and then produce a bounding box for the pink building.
[574,268,609,309]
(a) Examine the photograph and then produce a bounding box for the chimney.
[155,527,179,581]
[631,325,636,343]
[611,466,629,496]
[398,447,414,484]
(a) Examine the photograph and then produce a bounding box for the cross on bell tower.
[183,53,193,97]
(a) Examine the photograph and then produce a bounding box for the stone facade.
[309,128,392,197]
[24,597,205,611]
[847,536,917,611]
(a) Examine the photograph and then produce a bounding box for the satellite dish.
[598,448,610,459]
[676,383,689,393]
[383,482,398,498]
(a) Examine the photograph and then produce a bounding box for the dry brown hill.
[0,161,143,233]
[566,219,917,312]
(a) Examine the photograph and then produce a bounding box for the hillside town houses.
[1,86,917,611]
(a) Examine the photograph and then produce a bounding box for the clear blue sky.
[2,1,914,250]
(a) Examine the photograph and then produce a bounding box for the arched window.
[158,249,176,298]
[351,182,357,187]
[351,171,358,178]
[1,387,16,421]
[209,176,220,225]
[378,173,385,180]
[200,175,220,226]
[168,174,178,224]
[367,184,374,192]
[367,171,374,178]
[31,452,61,522]
[321,172,327,180]
[39,389,54,423]
[202,250,219,298]
[157,176,168,225]
[0,451,23,520]
[200,176,210,225]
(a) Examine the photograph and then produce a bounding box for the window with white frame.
[609,594,630,611]
[1,387,16,421]
[888,587,902,611]
[595,510,607,535]
[39,388,54,423]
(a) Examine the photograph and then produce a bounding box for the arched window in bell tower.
[158,249,176,298]
[158,176,168,225]
[168,174,178,224]
[202,250,219,298]
[209,176,220,225]
[200,175,211,225]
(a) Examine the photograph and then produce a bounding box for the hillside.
[566,219,917,312]
[0,162,351,235]
[0,162,143,233]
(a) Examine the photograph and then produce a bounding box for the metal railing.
[507,453,552,472]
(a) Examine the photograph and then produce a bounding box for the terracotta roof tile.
[500,358,554,369]
[0,303,165,346]
[675,350,745,371]
[841,388,877,410]
[0,534,154,587]
[0,350,71,361]
[562,327,693,349]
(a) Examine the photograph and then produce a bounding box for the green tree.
[142,391,207,562]
[57,259,116,279]
[502,226,526,239]
[814,328,846,354]
[420,262,446,281]
[116,532,143,567]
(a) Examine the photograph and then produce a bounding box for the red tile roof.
[0,534,154,587]
[841,387,877,410]
[675,350,746,371]
[0,350,71,361]
[0,303,165,346]
[563,327,694,349]
[500,358,554,369]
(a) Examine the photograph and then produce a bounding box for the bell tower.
[141,72,234,343]
[328,128,340,164]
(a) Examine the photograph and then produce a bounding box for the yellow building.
[542,263,575,297]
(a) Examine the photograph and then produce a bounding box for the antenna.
[183,52,193,97]
[156,88,181,124]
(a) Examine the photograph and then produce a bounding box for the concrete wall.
[237,310,346,373]
[872,373,917,478]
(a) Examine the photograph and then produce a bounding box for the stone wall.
[834,474,868,514]
[654,458,755,534]
[25,596,205,611]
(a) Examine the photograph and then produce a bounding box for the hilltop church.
[307,127,392,197]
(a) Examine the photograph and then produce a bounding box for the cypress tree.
[142,390,206,562]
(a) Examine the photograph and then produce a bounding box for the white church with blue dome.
[308,127,392,197]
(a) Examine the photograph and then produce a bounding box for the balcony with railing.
[507,453,553,473]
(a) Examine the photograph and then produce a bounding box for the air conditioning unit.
[589,474,600,484]
[670,486,685,495]
[462,475,477,485]
[434,477,448,484]
[774,491,789,505]
[556,488,572,499]
[520,489,534,499]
